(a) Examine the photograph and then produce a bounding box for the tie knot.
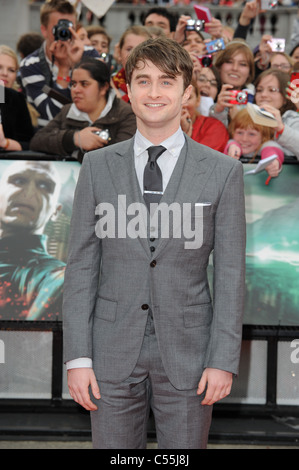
[147,146,166,164]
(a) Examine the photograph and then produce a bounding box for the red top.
[191,115,229,153]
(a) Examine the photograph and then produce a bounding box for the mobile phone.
[194,5,212,33]
[194,5,212,23]
[291,72,299,84]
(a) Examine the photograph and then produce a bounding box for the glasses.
[197,75,218,87]
[271,63,291,71]
[255,86,281,94]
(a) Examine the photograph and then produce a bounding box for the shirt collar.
[66,89,116,123]
[134,127,185,159]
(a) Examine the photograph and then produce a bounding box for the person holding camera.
[19,0,99,128]
[30,58,136,162]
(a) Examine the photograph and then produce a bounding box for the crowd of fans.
[1,0,299,180]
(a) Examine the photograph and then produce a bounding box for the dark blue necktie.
[143,146,166,211]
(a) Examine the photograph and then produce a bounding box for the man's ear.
[40,24,48,41]
[50,203,62,222]
[127,83,132,102]
[182,84,193,105]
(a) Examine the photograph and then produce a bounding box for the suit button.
[150,246,155,252]
[150,260,157,267]
[141,304,149,310]
[150,237,155,242]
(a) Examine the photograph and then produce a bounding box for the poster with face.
[0,159,81,321]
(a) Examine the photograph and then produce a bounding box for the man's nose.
[22,182,38,200]
[148,83,161,98]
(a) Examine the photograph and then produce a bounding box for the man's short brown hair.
[40,0,76,27]
[125,37,193,91]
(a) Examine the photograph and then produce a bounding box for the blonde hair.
[0,45,19,70]
[119,26,151,51]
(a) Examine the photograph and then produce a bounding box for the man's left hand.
[197,368,233,405]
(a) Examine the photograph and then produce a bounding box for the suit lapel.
[105,138,149,255]
[153,136,218,256]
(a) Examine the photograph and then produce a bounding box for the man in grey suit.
[63,37,246,449]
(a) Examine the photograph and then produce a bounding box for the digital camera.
[197,55,213,67]
[186,19,205,32]
[93,129,111,141]
[268,38,285,52]
[205,38,225,54]
[229,90,248,105]
[53,19,73,41]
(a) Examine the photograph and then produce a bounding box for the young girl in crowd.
[254,69,299,160]
[224,108,284,178]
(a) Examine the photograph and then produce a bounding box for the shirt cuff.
[66,358,93,370]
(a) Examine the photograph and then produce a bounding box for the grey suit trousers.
[90,313,213,449]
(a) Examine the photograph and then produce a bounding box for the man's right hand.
[67,368,100,411]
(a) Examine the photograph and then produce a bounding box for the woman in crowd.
[0,45,34,151]
[290,44,299,64]
[112,26,151,102]
[224,108,284,179]
[195,64,221,116]
[0,45,18,88]
[30,58,136,162]
[270,52,293,75]
[209,40,255,126]
[180,80,229,152]
[254,69,299,160]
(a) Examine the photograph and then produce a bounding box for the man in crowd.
[19,0,98,127]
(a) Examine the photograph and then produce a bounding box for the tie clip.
[144,190,164,195]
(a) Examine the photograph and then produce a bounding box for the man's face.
[0,161,61,236]
[144,13,171,37]
[41,11,77,46]
[127,60,191,140]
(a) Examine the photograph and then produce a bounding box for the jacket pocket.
[183,303,212,328]
[94,296,117,323]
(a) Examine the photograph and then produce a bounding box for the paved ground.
[0,440,298,449]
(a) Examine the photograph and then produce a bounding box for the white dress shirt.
[66,127,185,370]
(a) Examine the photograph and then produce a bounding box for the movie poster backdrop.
[0,159,298,325]
[0,159,81,321]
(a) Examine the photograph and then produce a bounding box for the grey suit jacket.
[63,135,246,390]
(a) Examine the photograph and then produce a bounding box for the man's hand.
[197,368,233,405]
[67,368,100,411]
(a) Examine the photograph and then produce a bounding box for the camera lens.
[201,56,212,67]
